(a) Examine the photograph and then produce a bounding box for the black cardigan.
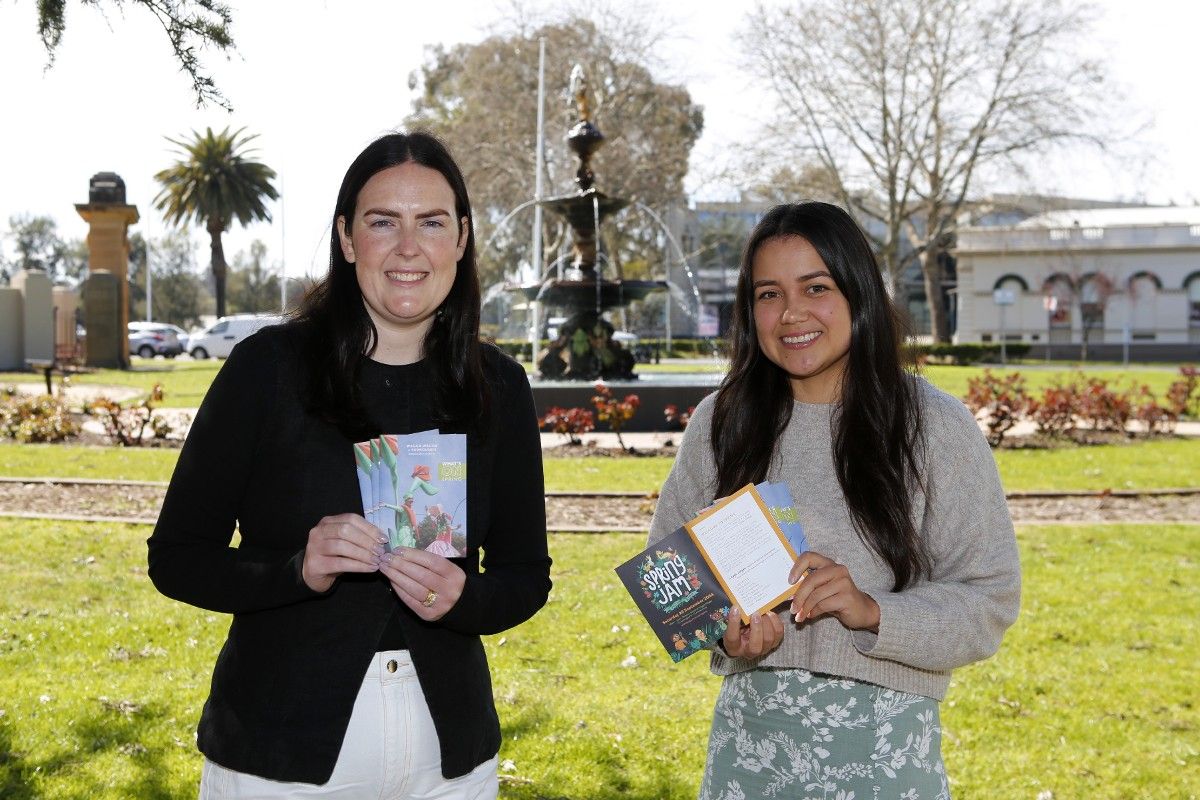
[147,324,551,783]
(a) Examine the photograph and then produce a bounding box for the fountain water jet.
[510,64,667,381]
[487,64,727,431]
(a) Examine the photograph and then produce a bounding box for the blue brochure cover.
[353,430,468,557]
[756,481,809,555]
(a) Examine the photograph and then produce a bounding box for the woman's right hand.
[721,605,785,659]
[301,514,386,593]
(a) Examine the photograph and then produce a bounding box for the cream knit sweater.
[648,378,1021,700]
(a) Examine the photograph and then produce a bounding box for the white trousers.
[199,650,499,800]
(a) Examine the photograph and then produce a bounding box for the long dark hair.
[291,132,488,438]
[712,202,930,590]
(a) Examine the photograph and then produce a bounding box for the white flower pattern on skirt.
[701,668,950,800]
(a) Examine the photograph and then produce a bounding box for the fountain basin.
[529,372,723,432]
[512,279,667,310]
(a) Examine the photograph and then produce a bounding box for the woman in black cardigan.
[148,132,551,798]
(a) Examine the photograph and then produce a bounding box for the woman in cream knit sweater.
[649,202,1020,799]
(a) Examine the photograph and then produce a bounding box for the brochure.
[353,430,468,557]
[615,482,806,662]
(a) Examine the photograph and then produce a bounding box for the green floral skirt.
[700,668,950,800]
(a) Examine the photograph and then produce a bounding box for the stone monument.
[11,269,54,363]
[76,171,138,368]
[81,272,122,368]
[0,288,21,370]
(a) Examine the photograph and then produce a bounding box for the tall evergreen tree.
[34,0,235,108]
[154,126,277,319]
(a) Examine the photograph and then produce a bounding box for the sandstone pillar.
[76,171,138,368]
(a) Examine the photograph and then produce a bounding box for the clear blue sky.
[1,0,1196,282]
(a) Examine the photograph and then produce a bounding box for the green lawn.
[921,364,1188,405]
[993,437,1200,492]
[3,438,1198,493]
[629,361,728,374]
[544,457,673,493]
[0,359,222,409]
[0,444,178,483]
[941,523,1200,798]
[1,520,1195,798]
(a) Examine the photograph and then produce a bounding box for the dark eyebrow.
[361,208,453,220]
[361,208,400,219]
[751,271,831,289]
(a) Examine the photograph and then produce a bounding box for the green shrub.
[538,406,595,445]
[0,393,80,443]
[913,342,1032,365]
[87,384,177,447]
[1166,366,1199,418]
[964,370,1031,446]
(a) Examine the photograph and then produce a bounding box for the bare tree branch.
[739,0,1114,341]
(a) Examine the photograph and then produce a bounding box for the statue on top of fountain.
[569,64,591,125]
[519,64,666,382]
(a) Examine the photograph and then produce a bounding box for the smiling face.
[337,162,468,362]
[751,235,852,404]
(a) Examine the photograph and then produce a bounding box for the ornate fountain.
[512,65,667,381]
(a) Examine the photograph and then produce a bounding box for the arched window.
[993,273,1030,292]
[1186,272,1200,342]
[1079,273,1113,334]
[1128,272,1161,336]
[1043,274,1073,341]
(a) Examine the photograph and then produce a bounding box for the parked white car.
[188,314,285,359]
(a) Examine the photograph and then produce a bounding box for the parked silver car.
[128,322,184,358]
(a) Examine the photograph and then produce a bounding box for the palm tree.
[154,127,278,318]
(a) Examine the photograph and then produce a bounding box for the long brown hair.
[292,132,488,439]
[712,202,930,590]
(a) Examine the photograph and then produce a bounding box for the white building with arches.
[954,206,1200,360]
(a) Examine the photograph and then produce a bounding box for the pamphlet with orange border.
[615,483,803,662]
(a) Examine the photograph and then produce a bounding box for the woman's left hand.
[788,551,881,632]
[379,548,466,622]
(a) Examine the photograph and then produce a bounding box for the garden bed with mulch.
[1,479,1196,530]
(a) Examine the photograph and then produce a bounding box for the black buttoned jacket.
[147,323,551,783]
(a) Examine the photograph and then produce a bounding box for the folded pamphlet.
[353,430,468,557]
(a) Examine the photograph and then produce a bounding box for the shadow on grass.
[499,707,692,800]
[498,750,686,800]
[0,702,189,799]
